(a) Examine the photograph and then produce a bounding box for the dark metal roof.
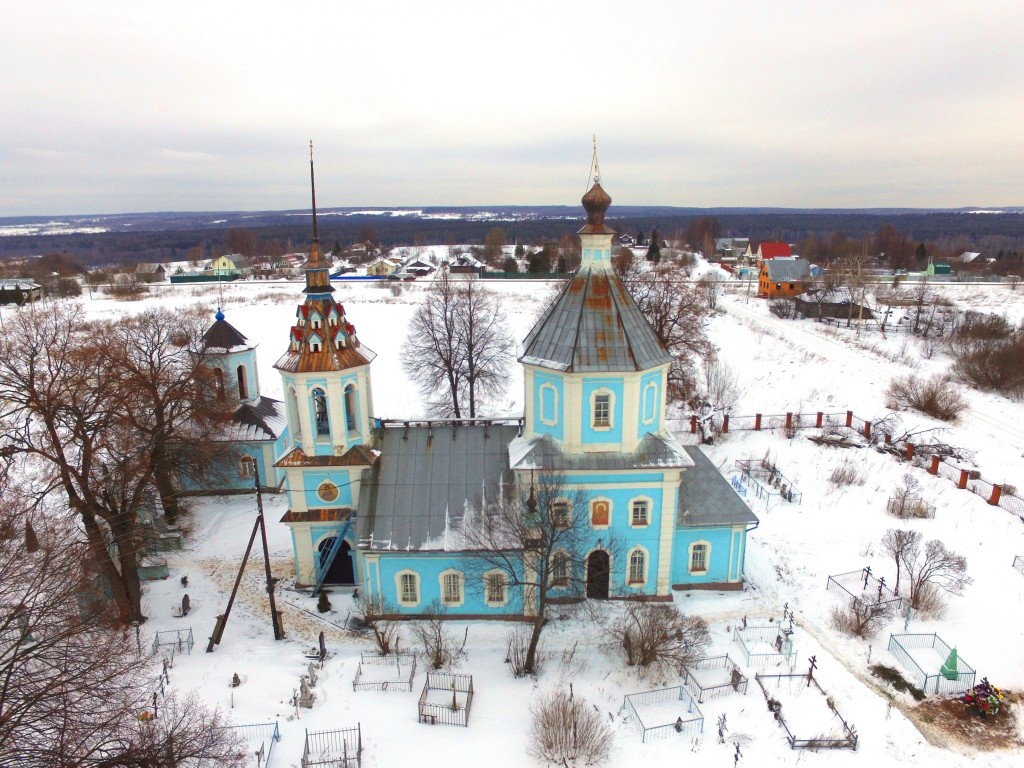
[231,396,286,441]
[357,423,521,551]
[677,446,759,529]
[763,258,810,282]
[509,432,694,472]
[202,318,253,352]
[518,267,674,372]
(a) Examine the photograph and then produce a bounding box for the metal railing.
[887,633,976,696]
[352,653,416,692]
[1014,555,1024,575]
[220,721,280,767]
[733,625,797,669]
[622,686,704,742]
[418,672,474,727]
[152,628,194,657]
[826,568,904,613]
[683,655,749,703]
[301,725,362,768]
[755,674,858,750]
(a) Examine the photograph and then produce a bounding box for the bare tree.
[830,598,894,638]
[100,307,234,523]
[402,272,513,418]
[622,263,715,406]
[607,603,710,676]
[881,528,921,595]
[356,595,402,655]
[696,271,727,311]
[0,305,151,623]
[410,600,459,670]
[460,478,616,676]
[904,539,971,612]
[0,501,242,767]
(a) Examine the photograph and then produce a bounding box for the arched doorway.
[586,550,610,599]
[317,538,355,585]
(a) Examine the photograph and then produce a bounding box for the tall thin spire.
[309,140,319,242]
[589,134,601,187]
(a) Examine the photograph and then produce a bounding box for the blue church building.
[273,153,759,617]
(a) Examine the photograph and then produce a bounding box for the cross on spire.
[589,134,601,186]
[309,140,319,242]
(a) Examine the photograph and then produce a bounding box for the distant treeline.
[4,209,1024,269]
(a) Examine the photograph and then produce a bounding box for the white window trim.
[539,383,559,427]
[688,540,711,575]
[629,496,654,528]
[344,384,359,434]
[550,550,571,588]
[589,497,612,530]
[589,388,615,431]
[549,498,571,530]
[439,569,465,608]
[483,570,508,607]
[395,570,420,607]
[238,456,255,478]
[641,381,658,425]
[627,546,649,586]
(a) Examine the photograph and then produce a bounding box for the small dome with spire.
[581,182,612,228]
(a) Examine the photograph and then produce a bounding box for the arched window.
[628,549,647,585]
[539,383,559,426]
[396,570,420,607]
[551,551,570,587]
[288,387,302,440]
[213,368,225,401]
[236,364,248,400]
[440,570,464,607]
[344,384,358,433]
[312,388,330,436]
[484,571,508,607]
[642,382,658,424]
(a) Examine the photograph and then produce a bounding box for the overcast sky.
[3,1,1023,216]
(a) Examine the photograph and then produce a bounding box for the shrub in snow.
[317,591,331,614]
[607,603,710,677]
[829,598,893,638]
[528,689,612,766]
[411,601,458,670]
[357,595,401,655]
[886,373,966,422]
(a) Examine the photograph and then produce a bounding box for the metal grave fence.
[733,625,797,669]
[152,627,194,658]
[826,568,904,613]
[755,674,858,751]
[418,672,474,727]
[736,459,802,505]
[301,725,362,768]
[622,686,704,742]
[220,721,280,768]
[1014,555,1024,575]
[887,633,976,696]
[682,654,749,703]
[352,653,417,692]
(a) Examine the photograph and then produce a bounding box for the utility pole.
[255,464,284,640]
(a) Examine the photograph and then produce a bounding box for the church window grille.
[344,385,358,432]
[628,549,646,584]
[484,571,507,606]
[441,572,463,606]
[312,389,330,436]
[236,365,248,399]
[551,552,569,586]
[593,394,610,428]
[631,500,649,526]
[398,571,419,605]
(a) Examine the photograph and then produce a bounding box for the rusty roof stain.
[518,267,674,373]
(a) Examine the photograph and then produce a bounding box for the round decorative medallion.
[318,482,339,503]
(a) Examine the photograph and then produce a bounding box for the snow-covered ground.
[46,273,1024,765]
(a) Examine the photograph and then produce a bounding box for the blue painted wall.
[637,370,662,439]
[670,526,741,586]
[365,552,527,616]
[533,371,564,441]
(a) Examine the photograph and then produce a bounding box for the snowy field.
[34,271,1024,766]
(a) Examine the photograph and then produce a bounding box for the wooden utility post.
[255,465,284,640]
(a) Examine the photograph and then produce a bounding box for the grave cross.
[717,713,728,743]
[734,743,742,766]
[807,655,818,686]
[876,577,886,602]
[863,566,872,590]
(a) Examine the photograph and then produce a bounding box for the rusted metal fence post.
[928,455,940,475]
[816,412,823,428]
[754,414,762,431]
[845,410,853,428]
[989,485,1002,506]
[958,469,969,490]
[722,414,729,434]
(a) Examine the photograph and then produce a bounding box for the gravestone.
[307,662,318,687]
[181,594,190,617]
[299,676,315,708]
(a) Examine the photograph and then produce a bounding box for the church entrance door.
[586,550,610,599]
[318,538,355,585]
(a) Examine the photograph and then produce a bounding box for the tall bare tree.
[99,307,233,523]
[460,478,618,675]
[402,272,512,418]
[0,500,244,767]
[622,263,715,406]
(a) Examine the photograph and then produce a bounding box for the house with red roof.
[755,242,792,261]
